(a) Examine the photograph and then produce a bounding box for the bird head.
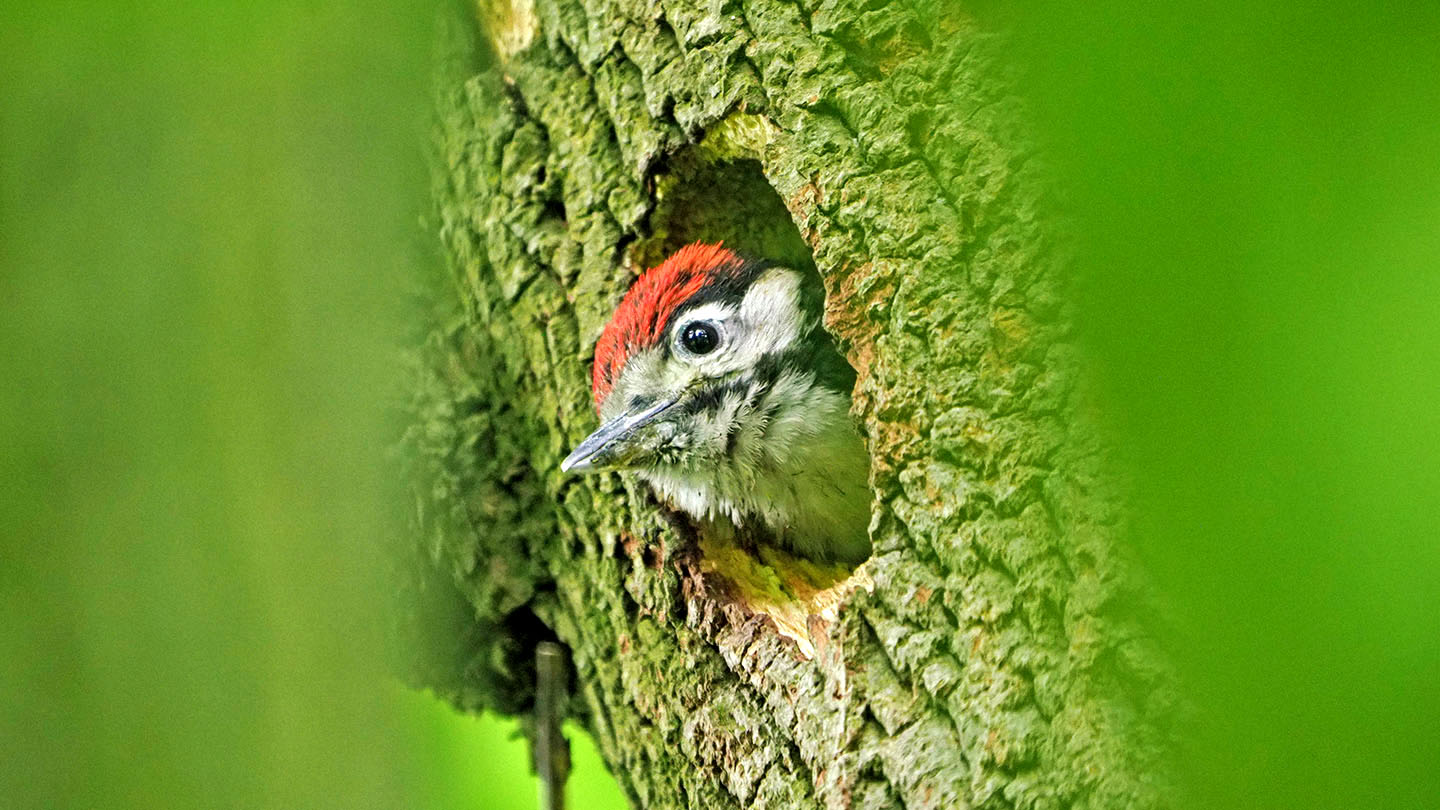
[561,243,853,477]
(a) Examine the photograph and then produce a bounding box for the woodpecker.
[561,243,872,563]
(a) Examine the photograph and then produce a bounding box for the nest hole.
[629,154,874,656]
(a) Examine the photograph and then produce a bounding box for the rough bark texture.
[400,1,1176,808]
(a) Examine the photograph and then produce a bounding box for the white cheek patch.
[733,269,806,365]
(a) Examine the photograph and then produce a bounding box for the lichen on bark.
[400,1,1178,807]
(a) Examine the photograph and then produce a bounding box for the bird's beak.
[561,397,676,474]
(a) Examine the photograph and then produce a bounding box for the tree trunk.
[400,1,1176,808]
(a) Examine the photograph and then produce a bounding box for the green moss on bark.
[403,2,1178,808]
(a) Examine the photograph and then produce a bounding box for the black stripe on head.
[678,334,855,428]
[678,376,751,419]
[658,256,772,359]
[760,328,856,397]
[672,256,773,318]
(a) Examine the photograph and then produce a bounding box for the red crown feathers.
[591,243,745,410]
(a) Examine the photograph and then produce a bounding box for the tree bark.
[400,1,1177,808]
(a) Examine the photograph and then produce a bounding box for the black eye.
[680,321,719,355]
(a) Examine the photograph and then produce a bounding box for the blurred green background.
[2,1,1436,809]
[0,2,623,809]
[1008,2,1440,807]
